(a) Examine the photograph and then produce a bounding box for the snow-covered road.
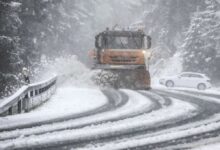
[0,87,108,131]
[1,87,220,150]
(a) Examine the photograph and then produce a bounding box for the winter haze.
[1,1,220,149]
[1,0,220,96]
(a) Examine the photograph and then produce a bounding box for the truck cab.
[91,30,151,68]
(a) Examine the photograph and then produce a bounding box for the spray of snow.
[35,51,184,89]
[150,52,183,86]
[35,55,96,88]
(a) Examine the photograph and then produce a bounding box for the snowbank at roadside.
[151,52,183,87]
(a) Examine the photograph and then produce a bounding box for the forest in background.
[0,0,220,97]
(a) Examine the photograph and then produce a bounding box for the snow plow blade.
[92,64,151,90]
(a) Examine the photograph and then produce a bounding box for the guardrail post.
[18,100,22,113]
[24,93,29,112]
[8,107,12,115]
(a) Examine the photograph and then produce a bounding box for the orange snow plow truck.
[89,28,152,90]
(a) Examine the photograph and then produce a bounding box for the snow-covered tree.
[182,0,220,79]
[0,1,22,96]
[18,0,58,67]
[137,0,206,66]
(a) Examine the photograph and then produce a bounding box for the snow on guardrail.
[0,75,57,116]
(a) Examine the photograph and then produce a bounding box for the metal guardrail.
[0,76,57,116]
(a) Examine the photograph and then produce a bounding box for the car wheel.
[197,83,206,90]
[166,80,174,88]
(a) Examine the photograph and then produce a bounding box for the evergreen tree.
[138,0,209,65]
[18,0,56,68]
[183,0,220,79]
[0,0,22,96]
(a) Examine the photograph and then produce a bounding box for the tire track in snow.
[0,89,158,142]
[174,89,220,101]
[0,89,128,139]
[156,89,220,119]
[44,89,220,150]
[96,89,220,150]
[2,89,216,150]
[1,91,198,150]
[66,91,199,150]
[136,89,220,150]
[172,88,220,99]
[0,90,166,150]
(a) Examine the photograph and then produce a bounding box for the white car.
[159,72,211,90]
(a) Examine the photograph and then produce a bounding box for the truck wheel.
[197,83,206,90]
[166,80,174,88]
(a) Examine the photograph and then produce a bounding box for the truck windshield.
[104,36,143,49]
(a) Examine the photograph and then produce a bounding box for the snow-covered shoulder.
[0,87,107,128]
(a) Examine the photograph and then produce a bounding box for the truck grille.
[110,56,137,63]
